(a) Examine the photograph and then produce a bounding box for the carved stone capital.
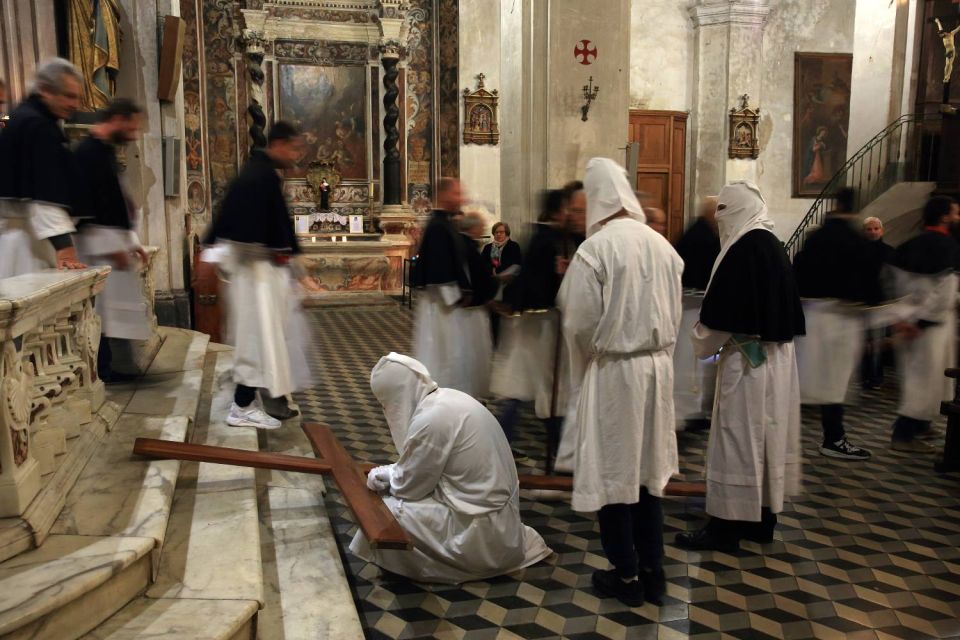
[378,37,406,59]
[689,0,770,28]
[241,29,268,56]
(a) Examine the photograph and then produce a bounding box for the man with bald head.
[412,178,492,397]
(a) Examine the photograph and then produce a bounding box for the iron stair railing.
[784,112,942,259]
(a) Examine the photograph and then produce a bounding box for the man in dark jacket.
[0,58,86,277]
[793,188,885,461]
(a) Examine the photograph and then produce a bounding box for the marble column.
[242,29,268,152]
[380,41,403,206]
[689,0,770,203]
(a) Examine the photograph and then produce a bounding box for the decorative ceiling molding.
[689,0,770,28]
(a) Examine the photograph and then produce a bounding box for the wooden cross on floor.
[134,423,705,549]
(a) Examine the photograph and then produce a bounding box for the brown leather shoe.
[890,439,935,453]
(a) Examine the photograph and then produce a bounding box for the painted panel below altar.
[299,235,406,303]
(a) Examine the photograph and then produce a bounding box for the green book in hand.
[730,334,766,368]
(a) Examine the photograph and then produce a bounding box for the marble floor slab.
[257,485,362,640]
[124,369,203,420]
[146,328,210,375]
[146,486,263,605]
[82,597,259,640]
[0,534,154,635]
[51,415,189,545]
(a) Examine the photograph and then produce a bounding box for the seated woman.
[353,353,552,584]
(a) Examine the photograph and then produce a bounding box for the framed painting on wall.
[792,52,853,198]
[277,63,368,181]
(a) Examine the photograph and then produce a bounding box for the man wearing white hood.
[675,181,805,553]
[353,353,551,584]
[557,158,683,607]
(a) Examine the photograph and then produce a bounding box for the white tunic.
[557,218,683,512]
[412,285,491,398]
[892,268,958,420]
[673,291,718,423]
[490,310,567,418]
[693,325,803,521]
[794,299,865,405]
[351,360,551,584]
[215,243,298,398]
[0,201,76,278]
[76,224,151,341]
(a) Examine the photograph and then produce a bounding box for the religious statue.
[319,178,331,211]
[67,0,122,111]
[934,17,960,110]
[728,94,760,159]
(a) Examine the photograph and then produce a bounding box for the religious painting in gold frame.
[463,74,499,145]
[793,52,852,197]
[728,95,760,159]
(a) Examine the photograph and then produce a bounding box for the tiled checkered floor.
[294,303,960,640]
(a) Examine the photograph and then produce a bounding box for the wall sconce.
[581,76,599,121]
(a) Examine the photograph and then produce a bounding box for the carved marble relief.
[181,0,210,220]
[273,39,369,64]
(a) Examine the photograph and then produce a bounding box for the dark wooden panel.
[629,110,687,242]
[303,423,412,550]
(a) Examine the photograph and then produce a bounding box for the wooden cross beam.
[134,422,706,549]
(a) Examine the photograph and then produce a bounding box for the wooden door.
[628,110,687,243]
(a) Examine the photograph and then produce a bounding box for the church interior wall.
[459,0,502,223]
[629,0,695,113]
[756,0,856,239]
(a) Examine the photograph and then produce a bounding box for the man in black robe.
[0,58,86,277]
[204,121,308,429]
[74,98,149,383]
[888,196,960,452]
[793,188,884,461]
[412,178,492,397]
[675,196,720,290]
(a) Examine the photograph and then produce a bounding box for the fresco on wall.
[278,64,368,181]
[180,0,208,219]
[437,0,459,178]
[202,0,239,206]
[793,52,852,197]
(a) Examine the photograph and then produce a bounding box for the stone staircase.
[0,327,362,639]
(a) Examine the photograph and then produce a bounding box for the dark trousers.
[498,398,523,443]
[597,488,663,579]
[98,336,113,381]
[821,404,845,445]
[892,415,929,442]
[235,384,257,407]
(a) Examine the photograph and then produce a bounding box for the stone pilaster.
[689,0,770,203]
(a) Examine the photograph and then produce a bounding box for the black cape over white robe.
[204,150,311,397]
[793,216,885,404]
[890,229,960,421]
[74,136,150,340]
[693,181,805,522]
[412,211,491,398]
[0,95,78,277]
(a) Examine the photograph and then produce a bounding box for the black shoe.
[685,418,711,432]
[819,438,871,460]
[592,569,644,607]
[639,568,666,606]
[914,423,937,439]
[101,371,138,385]
[674,527,739,553]
[262,398,300,421]
[741,526,775,544]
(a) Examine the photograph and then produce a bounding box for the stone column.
[380,40,403,206]
[689,0,770,203]
[242,29,268,151]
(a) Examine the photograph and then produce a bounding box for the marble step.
[146,327,211,376]
[0,534,154,639]
[145,348,264,606]
[82,597,258,640]
[51,415,190,577]
[256,485,363,640]
[123,328,210,422]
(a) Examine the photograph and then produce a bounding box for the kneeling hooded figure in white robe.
[675,181,805,553]
[351,353,552,584]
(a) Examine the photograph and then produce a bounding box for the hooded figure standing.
[355,353,551,584]
[557,158,683,607]
[675,181,805,553]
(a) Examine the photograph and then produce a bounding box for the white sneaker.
[226,403,282,429]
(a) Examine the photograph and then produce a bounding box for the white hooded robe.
[350,353,551,584]
[556,158,684,512]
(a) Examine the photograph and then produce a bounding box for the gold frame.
[463,73,500,146]
[728,94,760,160]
